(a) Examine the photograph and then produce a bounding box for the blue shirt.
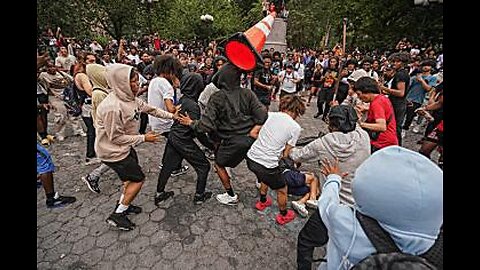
[406,75,436,104]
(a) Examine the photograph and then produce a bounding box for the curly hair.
[279,95,306,117]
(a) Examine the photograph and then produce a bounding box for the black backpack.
[61,73,82,117]
[352,211,443,270]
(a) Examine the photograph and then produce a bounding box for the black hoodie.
[191,63,267,139]
[169,72,206,141]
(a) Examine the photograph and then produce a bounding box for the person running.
[246,95,306,225]
[95,63,178,231]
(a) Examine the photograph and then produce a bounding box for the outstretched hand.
[177,112,193,126]
[144,131,161,143]
[320,158,348,178]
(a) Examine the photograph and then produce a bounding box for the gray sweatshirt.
[289,125,371,206]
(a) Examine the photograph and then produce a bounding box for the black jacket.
[192,63,267,139]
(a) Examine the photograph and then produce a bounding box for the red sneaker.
[255,196,273,211]
[275,210,296,225]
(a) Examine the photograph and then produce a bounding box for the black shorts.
[103,148,145,182]
[283,170,309,196]
[246,157,286,190]
[215,135,255,168]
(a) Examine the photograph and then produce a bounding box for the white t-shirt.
[247,112,302,168]
[55,55,76,72]
[147,77,175,133]
[278,70,299,93]
[127,54,141,65]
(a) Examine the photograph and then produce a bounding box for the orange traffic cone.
[220,12,276,71]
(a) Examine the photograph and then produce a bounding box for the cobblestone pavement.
[37,96,432,270]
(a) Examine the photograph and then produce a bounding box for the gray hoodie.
[95,64,174,162]
[289,125,370,206]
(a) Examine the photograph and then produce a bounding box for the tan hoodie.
[95,64,174,162]
[86,64,110,125]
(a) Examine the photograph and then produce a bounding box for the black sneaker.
[106,212,135,231]
[193,191,213,205]
[204,149,215,161]
[171,165,189,177]
[154,191,174,206]
[114,204,142,215]
[126,204,142,214]
[46,194,76,208]
[82,175,101,194]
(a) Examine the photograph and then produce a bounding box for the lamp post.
[200,14,214,47]
[342,17,347,56]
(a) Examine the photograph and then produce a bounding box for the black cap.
[328,105,358,133]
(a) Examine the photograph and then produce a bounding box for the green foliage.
[287,0,443,50]
[37,0,442,50]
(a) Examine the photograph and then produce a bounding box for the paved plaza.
[37,97,428,270]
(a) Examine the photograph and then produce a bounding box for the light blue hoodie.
[318,146,443,270]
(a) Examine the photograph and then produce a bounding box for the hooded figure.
[155,72,213,205]
[95,64,177,231]
[297,146,443,270]
[95,64,175,162]
[86,64,111,125]
[192,63,267,140]
[290,105,370,206]
[179,62,267,206]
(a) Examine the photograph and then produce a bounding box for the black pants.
[392,102,406,146]
[297,209,329,270]
[82,116,96,158]
[156,136,210,194]
[139,112,148,134]
[402,101,422,130]
[161,131,182,171]
[316,88,329,117]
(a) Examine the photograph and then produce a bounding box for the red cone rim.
[224,40,256,71]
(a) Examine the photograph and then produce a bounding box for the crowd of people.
[37,20,443,268]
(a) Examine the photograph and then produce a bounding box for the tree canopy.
[37,0,442,50]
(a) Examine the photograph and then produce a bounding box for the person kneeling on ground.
[290,104,370,207]
[246,95,306,225]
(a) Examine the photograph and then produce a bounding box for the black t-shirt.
[252,69,273,101]
[389,68,410,106]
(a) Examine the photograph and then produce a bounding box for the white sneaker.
[292,201,309,218]
[56,135,65,142]
[215,192,239,205]
[255,180,261,190]
[306,199,318,209]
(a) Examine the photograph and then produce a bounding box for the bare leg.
[298,193,310,204]
[276,186,288,212]
[39,172,54,194]
[259,182,269,196]
[214,163,232,190]
[419,141,437,159]
[121,181,144,206]
[305,174,319,200]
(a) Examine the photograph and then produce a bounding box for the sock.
[280,209,288,216]
[115,203,129,213]
[260,194,267,203]
[156,191,164,197]
[39,131,47,139]
[46,192,55,200]
[119,194,125,204]
[226,188,235,197]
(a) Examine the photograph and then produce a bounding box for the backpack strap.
[92,87,109,94]
[355,211,400,253]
